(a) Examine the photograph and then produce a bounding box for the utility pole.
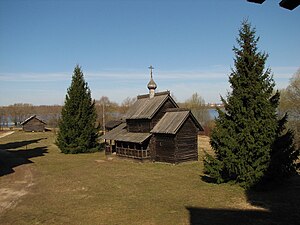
[102,102,105,135]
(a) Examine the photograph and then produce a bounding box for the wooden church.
[102,67,203,163]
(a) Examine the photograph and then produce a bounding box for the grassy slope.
[0,131,299,225]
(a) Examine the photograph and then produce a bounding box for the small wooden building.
[150,108,202,163]
[102,68,203,163]
[21,115,46,132]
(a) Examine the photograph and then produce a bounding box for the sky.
[0,0,299,106]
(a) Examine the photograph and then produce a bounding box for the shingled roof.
[21,115,46,125]
[105,120,123,130]
[125,91,178,120]
[101,123,151,144]
[151,109,203,134]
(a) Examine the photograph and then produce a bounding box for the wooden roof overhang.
[101,123,151,144]
[105,120,123,130]
[150,109,203,134]
[21,115,46,125]
[125,91,178,120]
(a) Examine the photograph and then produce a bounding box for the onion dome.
[147,65,157,91]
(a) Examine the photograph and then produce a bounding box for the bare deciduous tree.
[279,68,300,148]
[184,93,210,126]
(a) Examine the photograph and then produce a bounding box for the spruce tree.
[204,21,280,188]
[56,65,99,154]
[266,115,299,182]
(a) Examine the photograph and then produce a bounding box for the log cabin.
[102,67,203,163]
[150,108,201,163]
[21,115,46,132]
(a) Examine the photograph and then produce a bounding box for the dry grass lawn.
[0,131,299,225]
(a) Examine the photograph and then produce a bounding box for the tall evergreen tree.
[204,20,294,188]
[266,114,299,182]
[56,65,99,154]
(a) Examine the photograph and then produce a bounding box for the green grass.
[0,131,299,225]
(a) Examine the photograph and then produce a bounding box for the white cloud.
[272,66,299,79]
[0,72,70,82]
[0,65,297,105]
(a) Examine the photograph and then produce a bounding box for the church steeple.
[147,65,157,98]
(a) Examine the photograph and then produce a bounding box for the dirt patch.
[198,135,214,160]
[0,164,34,215]
[0,131,14,139]
[198,135,213,151]
[95,159,106,163]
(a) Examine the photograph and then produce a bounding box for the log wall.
[23,118,45,132]
[127,119,150,132]
[151,134,176,163]
[175,118,198,162]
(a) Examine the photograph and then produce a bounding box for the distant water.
[209,109,219,119]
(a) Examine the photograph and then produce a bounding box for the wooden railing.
[116,147,150,159]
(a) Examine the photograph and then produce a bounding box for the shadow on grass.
[0,138,48,176]
[188,175,300,225]
[0,138,46,150]
[186,207,270,225]
[200,175,216,183]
